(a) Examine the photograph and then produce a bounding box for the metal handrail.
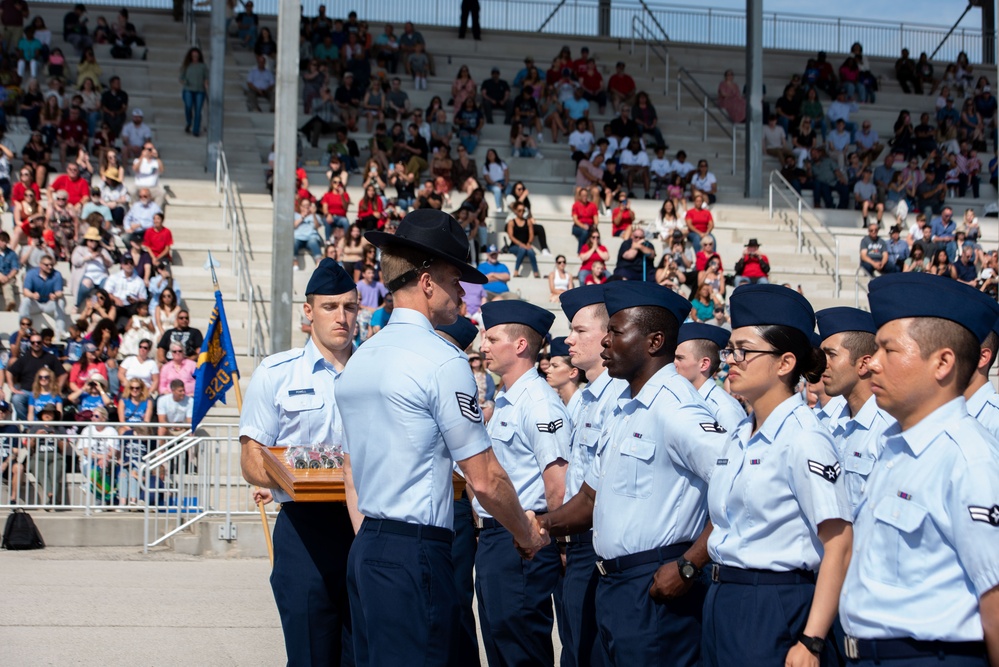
[767,169,842,297]
[183,0,198,47]
[630,15,670,95]
[676,66,734,134]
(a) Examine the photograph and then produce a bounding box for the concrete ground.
[0,547,563,666]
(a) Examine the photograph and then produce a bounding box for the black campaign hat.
[365,209,487,288]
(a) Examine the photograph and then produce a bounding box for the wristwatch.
[799,635,826,655]
[676,557,700,582]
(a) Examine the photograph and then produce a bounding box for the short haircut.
[629,306,678,359]
[907,317,979,391]
[503,323,544,360]
[170,379,185,390]
[0,231,9,242]
[983,330,999,375]
[840,331,877,364]
[380,243,435,287]
[689,338,722,375]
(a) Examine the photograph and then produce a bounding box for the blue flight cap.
[809,332,822,348]
[603,282,691,325]
[481,299,556,337]
[435,316,479,350]
[867,272,998,342]
[559,285,605,322]
[550,336,570,357]
[677,322,730,349]
[729,284,815,339]
[306,258,357,296]
[815,307,877,341]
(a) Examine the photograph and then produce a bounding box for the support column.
[598,0,611,37]
[744,0,763,198]
[270,0,299,354]
[205,0,225,170]
[983,0,996,65]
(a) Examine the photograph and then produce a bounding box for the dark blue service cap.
[559,284,605,322]
[677,322,730,348]
[306,258,357,296]
[729,283,815,339]
[481,299,556,337]
[815,307,877,341]
[436,316,479,350]
[603,281,691,325]
[867,272,998,342]
[550,336,570,357]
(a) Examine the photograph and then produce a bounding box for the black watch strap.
[800,635,825,655]
[676,557,700,582]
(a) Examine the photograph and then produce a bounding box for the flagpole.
[209,251,268,563]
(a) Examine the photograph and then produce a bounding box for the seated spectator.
[717,70,746,123]
[613,227,656,281]
[903,244,929,272]
[63,4,93,54]
[18,256,66,339]
[577,227,609,284]
[156,310,202,363]
[513,86,544,139]
[31,403,67,505]
[809,146,850,209]
[369,292,394,337]
[119,303,155,358]
[399,22,434,78]
[763,116,793,163]
[385,77,412,121]
[547,255,574,302]
[953,244,978,285]
[895,48,921,94]
[733,238,771,286]
[120,109,152,163]
[651,198,686,241]
[245,54,275,113]
[293,199,323,269]
[236,1,259,49]
[356,184,387,232]
[854,120,883,165]
[158,341,196,396]
[574,152,604,204]
[407,41,430,90]
[505,202,539,278]
[0,232,21,313]
[690,283,724,322]
[104,255,147,328]
[684,193,714,252]
[299,86,340,149]
[775,84,800,135]
[607,61,637,112]
[27,367,62,420]
[619,138,651,199]
[826,119,852,170]
[157,379,193,437]
[141,212,173,265]
[928,248,957,279]
[654,253,684,291]
[571,188,599,251]
[826,89,858,141]
[70,227,114,308]
[455,98,485,155]
[859,223,895,277]
[69,339,111,391]
[480,67,512,125]
[476,246,511,297]
[690,160,718,204]
[1,401,25,502]
[584,259,610,285]
[916,171,947,216]
[80,288,117,330]
[154,287,181,338]
[132,143,166,209]
[853,169,884,226]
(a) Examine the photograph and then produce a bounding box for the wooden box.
[262,446,467,503]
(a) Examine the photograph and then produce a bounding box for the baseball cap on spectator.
[0,400,11,413]
[129,230,145,243]
[121,255,135,265]
[132,109,144,117]
[487,244,498,254]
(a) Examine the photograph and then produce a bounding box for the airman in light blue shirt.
[673,322,747,434]
[964,317,999,445]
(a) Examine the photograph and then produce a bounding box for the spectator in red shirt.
[610,192,635,238]
[571,187,599,251]
[47,162,89,213]
[577,226,609,284]
[733,238,771,287]
[608,61,636,113]
[57,106,89,167]
[579,59,606,114]
[320,180,351,241]
[683,193,715,252]
[570,47,590,78]
[142,213,173,264]
[694,237,724,272]
[10,166,41,203]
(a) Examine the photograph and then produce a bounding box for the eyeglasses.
[30,340,42,345]
[20,320,31,326]
[38,375,51,379]
[130,385,142,390]
[170,349,183,354]
[719,348,781,364]
[139,344,150,350]
[556,260,566,265]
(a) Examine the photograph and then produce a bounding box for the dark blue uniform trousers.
[703,577,837,667]
[452,495,481,666]
[595,559,704,666]
[347,520,459,667]
[561,540,606,667]
[474,524,561,667]
[270,501,355,667]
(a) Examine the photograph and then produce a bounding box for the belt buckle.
[475,517,484,530]
[595,560,607,576]
[844,636,859,660]
[564,534,574,544]
[710,563,720,583]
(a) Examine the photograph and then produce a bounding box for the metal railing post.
[664,52,670,96]
[731,125,737,175]
[676,76,681,110]
[768,179,773,219]
[796,199,803,252]
[702,96,708,141]
[835,238,841,298]
[645,42,649,71]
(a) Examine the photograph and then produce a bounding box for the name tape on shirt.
[969,504,999,527]
[808,460,841,483]
[537,419,564,434]
[455,392,482,423]
[699,422,726,433]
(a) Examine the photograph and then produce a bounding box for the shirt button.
[892,510,900,519]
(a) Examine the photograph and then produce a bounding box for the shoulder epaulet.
[260,347,305,368]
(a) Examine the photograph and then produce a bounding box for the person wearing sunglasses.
[5,332,65,419]
[17,255,67,340]
[26,369,62,421]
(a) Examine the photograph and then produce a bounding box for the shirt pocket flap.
[620,437,655,462]
[278,393,325,413]
[579,426,601,448]
[844,455,875,475]
[491,422,516,443]
[872,495,927,534]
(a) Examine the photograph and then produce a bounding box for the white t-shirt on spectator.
[671,160,695,178]
[691,171,717,192]
[650,157,671,178]
[133,157,161,189]
[157,393,193,424]
[482,161,507,183]
[619,148,649,167]
[569,130,595,154]
[762,124,787,150]
[121,122,153,148]
[121,356,159,389]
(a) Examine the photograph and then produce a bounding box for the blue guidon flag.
[192,290,239,431]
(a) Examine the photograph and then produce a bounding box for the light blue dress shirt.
[813,394,847,431]
[698,379,747,434]
[840,398,999,641]
[585,364,726,560]
[566,389,584,431]
[337,308,493,530]
[708,393,852,571]
[239,338,345,504]
[473,370,571,518]
[966,381,999,444]
[829,394,894,514]
[564,369,629,503]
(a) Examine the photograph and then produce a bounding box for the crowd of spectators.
[0,5,197,507]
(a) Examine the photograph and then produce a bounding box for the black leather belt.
[595,542,692,576]
[710,564,816,585]
[362,518,453,543]
[844,636,986,661]
[477,511,546,531]
[558,531,593,545]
